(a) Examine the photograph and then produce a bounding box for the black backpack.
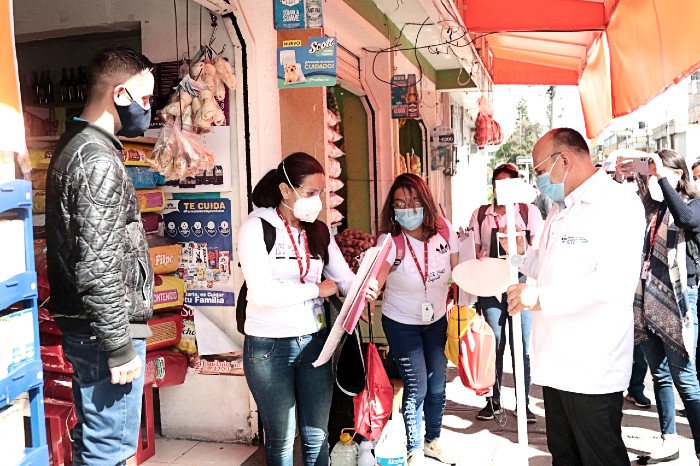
[236,217,330,335]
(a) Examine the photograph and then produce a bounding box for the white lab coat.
[519,169,646,394]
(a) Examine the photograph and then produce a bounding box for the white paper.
[192,307,241,356]
[312,235,391,367]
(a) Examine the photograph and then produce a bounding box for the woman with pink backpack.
[374,174,459,466]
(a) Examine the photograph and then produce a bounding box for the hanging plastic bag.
[353,322,393,441]
[444,304,476,366]
[458,312,497,396]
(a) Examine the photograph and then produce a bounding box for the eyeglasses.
[123,87,155,108]
[534,151,562,175]
[393,199,423,210]
[297,185,325,198]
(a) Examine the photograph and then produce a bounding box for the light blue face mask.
[535,153,567,203]
[395,208,424,231]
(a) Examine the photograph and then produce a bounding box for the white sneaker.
[408,449,425,466]
[424,438,458,465]
[637,434,680,464]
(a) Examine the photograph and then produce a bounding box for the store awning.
[0,0,25,154]
[461,0,700,138]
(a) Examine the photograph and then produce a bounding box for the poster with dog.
[277,37,337,89]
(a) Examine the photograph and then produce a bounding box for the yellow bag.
[444,305,477,366]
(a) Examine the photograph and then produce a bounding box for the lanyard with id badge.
[642,211,660,280]
[277,208,326,330]
[405,233,434,322]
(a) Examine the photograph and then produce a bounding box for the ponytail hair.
[251,152,324,208]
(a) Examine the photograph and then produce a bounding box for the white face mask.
[291,193,323,223]
[649,174,681,202]
[281,162,324,223]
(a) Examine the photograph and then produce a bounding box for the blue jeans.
[243,329,332,466]
[641,286,700,453]
[382,315,448,453]
[62,334,146,466]
[628,344,649,396]
[479,295,532,404]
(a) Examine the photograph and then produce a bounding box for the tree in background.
[491,97,544,169]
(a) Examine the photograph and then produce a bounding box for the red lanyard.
[277,208,310,283]
[405,233,428,289]
[647,211,660,260]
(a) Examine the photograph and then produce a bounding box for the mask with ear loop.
[281,162,323,223]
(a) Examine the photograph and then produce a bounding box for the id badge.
[641,260,650,280]
[313,304,326,330]
[421,302,435,322]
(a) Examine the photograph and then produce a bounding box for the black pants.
[543,386,629,466]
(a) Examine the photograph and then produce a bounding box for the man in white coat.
[505,128,646,465]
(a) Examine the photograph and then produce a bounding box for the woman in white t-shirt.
[375,174,459,466]
[238,152,377,466]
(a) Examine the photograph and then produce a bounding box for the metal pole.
[505,203,528,447]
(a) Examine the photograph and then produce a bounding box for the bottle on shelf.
[358,439,376,466]
[330,428,359,466]
[32,71,40,105]
[78,66,89,102]
[68,67,77,102]
[45,70,54,104]
[37,71,46,105]
[59,68,68,103]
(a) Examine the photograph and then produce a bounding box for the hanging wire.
[173,0,179,59]
[186,0,190,60]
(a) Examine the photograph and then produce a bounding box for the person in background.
[533,183,553,220]
[375,173,459,466]
[625,346,652,408]
[238,152,377,466]
[469,162,544,423]
[692,159,700,188]
[619,149,700,464]
[45,46,155,465]
[505,128,645,465]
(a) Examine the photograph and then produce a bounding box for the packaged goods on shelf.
[32,189,46,213]
[175,317,197,358]
[149,237,182,275]
[120,143,153,167]
[146,313,184,351]
[43,371,73,402]
[325,108,340,127]
[0,219,25,282]
[136,188,165,212]
[141,212,163,235]
[325,126,342,143]
[329,208,344,224]
[0,403,24,465]
[153,275,185,312]
[127,166,165,190]
[144,348,188,388]
[40,341,73,374]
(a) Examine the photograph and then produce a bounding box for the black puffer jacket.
[46,119,154,367]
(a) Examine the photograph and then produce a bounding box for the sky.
[492,85,586,141]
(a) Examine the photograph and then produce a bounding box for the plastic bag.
[148,123,215,181]
[458,313,497,396]
[353,343,393,441]
[445,305,477,366]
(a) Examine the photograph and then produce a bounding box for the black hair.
[251,152,328,261]
[492,163,519,182]
[87,46,153,100]
[692,158,700,170]
[550,127,590,156]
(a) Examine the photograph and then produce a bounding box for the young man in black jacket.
[46,46,155,466]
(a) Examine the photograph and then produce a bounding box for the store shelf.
[17,445,49,466]
[0,179,32,212]
[0,272,37,311]
[0,358,42,406]
[0,178,46,462]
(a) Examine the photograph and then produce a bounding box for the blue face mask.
[115,100,151,137]
[395,208,424,231]
[535,154,567,203]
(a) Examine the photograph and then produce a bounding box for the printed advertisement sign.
[163,199,234,306]
[430,126,455,170]
[391,74,420,119]
[277,36,337,89]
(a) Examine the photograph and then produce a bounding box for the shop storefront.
[11,0,488,457]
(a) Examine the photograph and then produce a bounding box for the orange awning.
[0,0,25,154]
[461,0,700,138]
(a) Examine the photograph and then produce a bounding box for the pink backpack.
[390,216,450,272]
